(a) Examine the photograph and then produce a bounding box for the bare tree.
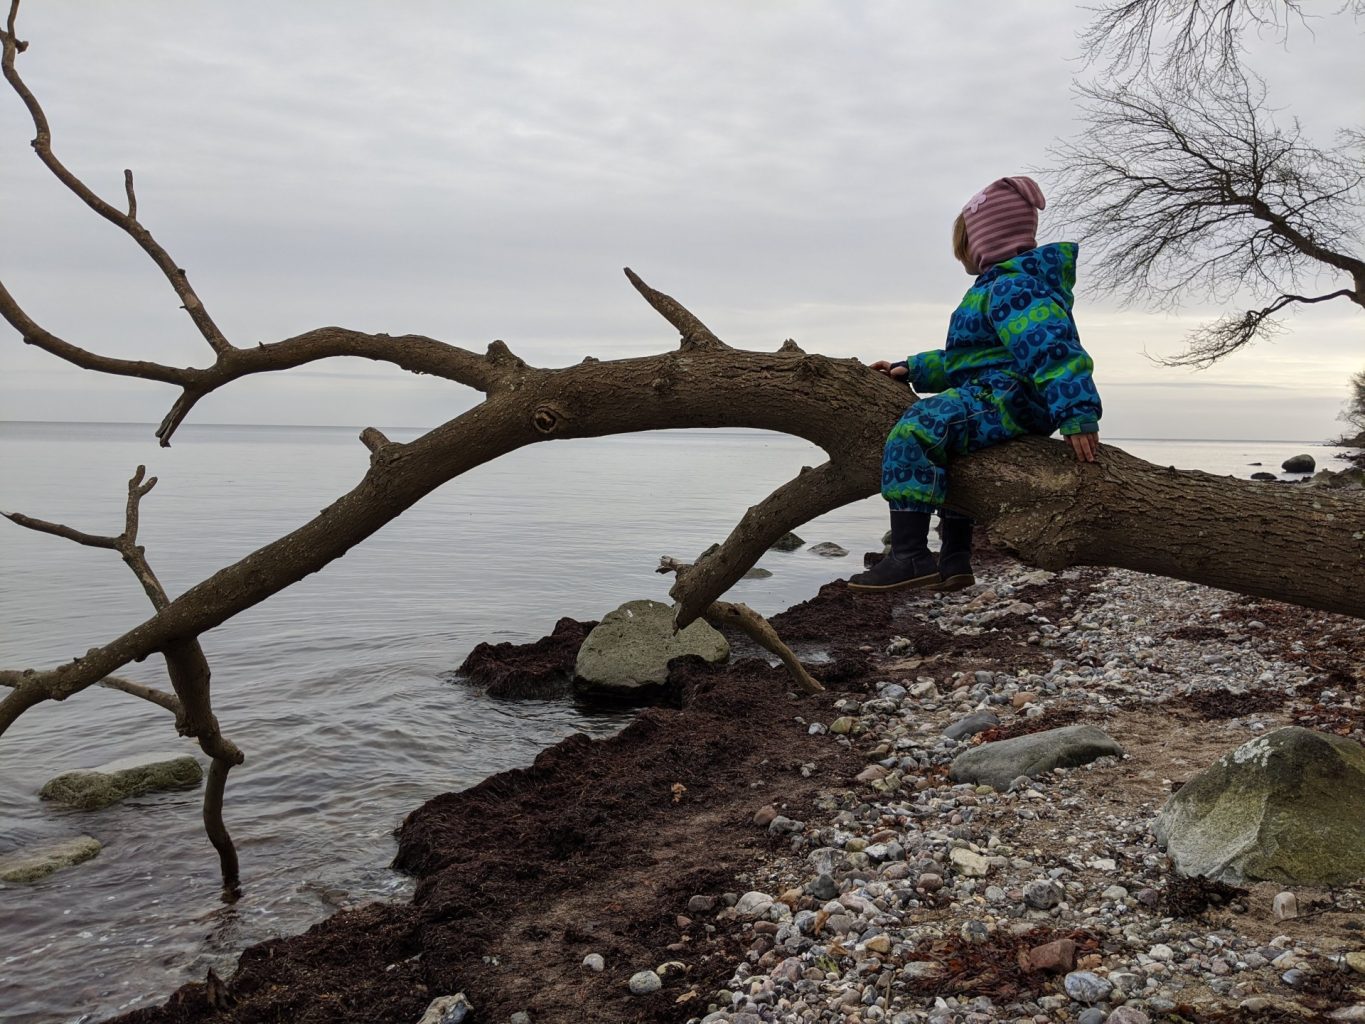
[3,3,1364,896]
[1340,369,1365,436]
[1080,0,1365,85]
[1059,0,1365,371]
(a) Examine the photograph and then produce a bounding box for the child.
[849,175,1102,592]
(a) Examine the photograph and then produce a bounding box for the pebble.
[1063,970,1113,1003]
[582,953,604,972]
[1273,890,1299,919]
[1076,1009,1106,1024]
[627,970,661,995]
[1107,1009,1152,1024]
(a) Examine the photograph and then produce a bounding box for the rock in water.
[0,836,102,882]
[808,542,849,557]
[1152,727,1365,885]
[947,725,1124,790]
[1281,453,1315,473]
[40,752,203,810]
[769,531,804,551]
[573,599,728,702]
[1250,472,1278,481]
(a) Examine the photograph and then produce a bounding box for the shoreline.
[109,537,1365,1023]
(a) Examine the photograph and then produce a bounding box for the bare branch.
[123,168,137,220]
[702,601,823,695]
[1,7,232,356]
[97,675,182,715]
[624,267,730,352]
[1046,70,1364,364]
[2,510,120,549]
[1157,289,1357,367]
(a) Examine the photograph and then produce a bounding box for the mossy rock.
[1153,727,1365,885]
[40,752,204,810]
[574,600,729,702]
[0,836,102,882]
[769,532,804,552]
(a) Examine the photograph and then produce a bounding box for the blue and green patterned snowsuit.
[883,242,1101,512]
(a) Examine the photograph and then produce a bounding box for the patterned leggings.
[882,373,1051,512]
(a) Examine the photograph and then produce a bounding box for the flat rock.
[0,836,102,882]
[807,542,848,558]
[1152,727,1365,884]
[947,724,1124,790]
[573,600,728,702]
[40,752,203,810]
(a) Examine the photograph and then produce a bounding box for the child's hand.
[871,360,908,379]
[1067,432,1100,463]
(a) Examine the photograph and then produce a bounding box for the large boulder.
[0,836,102,882]
[1281,454,1315,473]
[574,600,729,702]
[948,725,1124,790]
[39,751,203,810]
[1153,727,1365,885]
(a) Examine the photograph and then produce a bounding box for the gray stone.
[1064,971,1114,1003]
[417,993,472,1024]
[1251,471,1278,481]
[943,711,1000,742]
[628,970,662,995]
[742,567,773,579]
[768,816,803,836]
[1107,1009,1151,1024]
[735,891,774,917]
[0,836,102,882]
[40,751,203,810]
[1152,727,1365,884]
[1273,891,1298,919]
[1281,454,1315,473]
[573,600,729,701]
[1077,1009,1107,1024]
[809,874,839,900]
[1022,879,1062,910]
[948,725,1125,790]
[508,1014,531,1024]
[770,532,804,551]
[950,848,990,877]
[808,542,849,558]
[582,953,605,972]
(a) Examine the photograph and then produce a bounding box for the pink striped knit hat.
[960,176,1046,274]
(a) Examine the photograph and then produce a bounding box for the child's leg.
[847,394,964,592]
[936,511,975,591]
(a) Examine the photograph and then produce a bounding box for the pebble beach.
[678,558,1365,1024]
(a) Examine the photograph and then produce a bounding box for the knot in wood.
[650,376,674,394]
[796,354,832,379]
[532,404,564,434]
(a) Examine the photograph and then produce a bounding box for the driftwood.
[2,1,1363,892]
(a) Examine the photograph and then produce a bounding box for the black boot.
[935,511,975,592]
[848,511,939,591]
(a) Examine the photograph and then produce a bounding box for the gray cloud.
[1,2,1360,437]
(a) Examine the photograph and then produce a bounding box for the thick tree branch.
[668,461,876,629]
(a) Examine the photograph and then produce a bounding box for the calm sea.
[0,422,1350,1023]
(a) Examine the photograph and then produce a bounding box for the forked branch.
[3,466,244,898]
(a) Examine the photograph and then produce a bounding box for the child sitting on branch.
[849,175,1102,592]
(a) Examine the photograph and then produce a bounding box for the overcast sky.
[1,2,1361,441]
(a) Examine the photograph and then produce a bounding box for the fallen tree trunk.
[3,334,1362,738]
